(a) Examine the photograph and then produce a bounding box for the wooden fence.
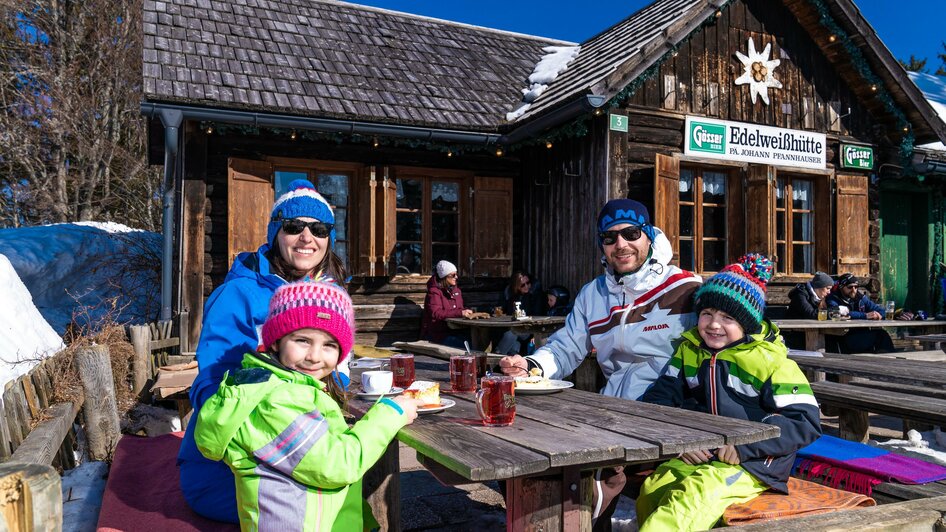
[0,314,189,531]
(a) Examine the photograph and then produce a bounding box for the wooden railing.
[0,314,189,530]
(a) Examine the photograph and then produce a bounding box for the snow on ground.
[909,71,946,151]
[0,254,64,389]
[62,461,109,532]
[872,428,946,467]
[0,222,160,334]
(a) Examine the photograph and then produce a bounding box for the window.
[775,176,815,274]
[679,167,728,273]
[394,175,462,275]
[273,166,351,266]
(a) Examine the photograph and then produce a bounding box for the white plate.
[350,358,388,369]
[514,379,574,395]
[417,398,456,414]
[355,387,404,400]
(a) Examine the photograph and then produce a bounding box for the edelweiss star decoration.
[734,39,782,105]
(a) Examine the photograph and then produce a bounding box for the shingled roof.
[142,0,568,132]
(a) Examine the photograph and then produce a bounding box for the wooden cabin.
[142,0,946,347]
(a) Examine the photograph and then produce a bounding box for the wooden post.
[178,311,190,353]
[0,462,62,532]
[129,324,151,398]
[363,440,401,532]
[76,346,121,461]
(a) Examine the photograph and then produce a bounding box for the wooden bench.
[734,494,946,530]
[809,380,946,443]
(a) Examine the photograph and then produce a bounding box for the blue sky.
[353,0,944,72]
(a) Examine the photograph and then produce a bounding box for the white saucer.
[417,398,456,414]
[355,387,404,400]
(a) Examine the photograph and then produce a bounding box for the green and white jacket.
[195,352,406,531]
[642,321,821,492]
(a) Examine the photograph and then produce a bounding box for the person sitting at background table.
[420,260,473,348]
[783,271,835,350]
[824,273,895,353]
[498,270,546,317]
[545,285,572,316]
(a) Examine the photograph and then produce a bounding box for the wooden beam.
[9,401,82,466]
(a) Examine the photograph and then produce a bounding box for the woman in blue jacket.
[178,179,348,523]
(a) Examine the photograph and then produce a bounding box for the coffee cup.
[361,370,394,394]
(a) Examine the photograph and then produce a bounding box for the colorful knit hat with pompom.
[693,253,773,334]
[267,179,336,248]
[261,280,355,361]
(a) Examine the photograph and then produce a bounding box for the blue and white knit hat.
[268,179,336,247]
[693,253,773,334]
[596,198,657,244]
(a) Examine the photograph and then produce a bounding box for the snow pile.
[871,428,946,467]
[0,222,160,335]
[0,254,65,387]
[62,461,109,532]
[506,45,581,121]
[908,71,946,151]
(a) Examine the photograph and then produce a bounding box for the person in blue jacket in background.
[178,179,349,523]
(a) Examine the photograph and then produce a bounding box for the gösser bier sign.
[684,116,826,170]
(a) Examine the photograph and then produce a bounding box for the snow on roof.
[506,45,581,121]
[909,72,946,151]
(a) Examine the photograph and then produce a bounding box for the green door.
[880,190,930,310]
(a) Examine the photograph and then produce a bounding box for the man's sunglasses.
[279,218,334,238]
[599,226,644,245]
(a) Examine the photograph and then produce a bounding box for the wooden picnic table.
[446,315,567,351]
[773,319,946,351]
[788,352,946,389]
[350,355,779,531]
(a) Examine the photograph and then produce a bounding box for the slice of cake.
[404,380,440,406]
[515,368,551,389]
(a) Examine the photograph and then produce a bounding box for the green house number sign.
[840,144,873,170]
[609,114,628,133]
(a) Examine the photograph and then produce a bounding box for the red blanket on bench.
[97,432,238,532]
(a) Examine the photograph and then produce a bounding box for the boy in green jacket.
[639,254,821,531]
[195,280,422,531]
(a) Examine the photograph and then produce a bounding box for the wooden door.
[227,158,273,265]
[835,174,869,276]
[880,190,930,309]
[472,176,512,277]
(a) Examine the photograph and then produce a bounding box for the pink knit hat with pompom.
[261,281,355,361]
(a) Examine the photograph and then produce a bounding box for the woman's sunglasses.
[599,226,643,245]
[280,218,333,238]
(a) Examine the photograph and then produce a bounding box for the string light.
[871,84,878,92]
[446,149,453,157]
[372,136,379,148]
[545,141,553,149]
[593,108,603,116]
[828,35,837,43]
[290,130,297,140]
[495,147,504,157]
[205,124,214,135]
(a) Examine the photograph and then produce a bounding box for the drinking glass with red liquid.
[476,376,516,426]
[390,353,415,388]
[475,352,489,378]
[449,355,477,392]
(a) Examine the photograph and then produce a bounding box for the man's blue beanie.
[267,179,336,247]
[596,198,656,243]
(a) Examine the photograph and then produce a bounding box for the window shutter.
[654,154,680,264]
[745,165,775,258]
[835,173,869,276]
[379,166,397,275]
[351,166,375,276]
[472,176,512,277]
[227,158,273,266]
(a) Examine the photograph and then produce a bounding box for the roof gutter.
[498,94,607,145]
[140,101,503,146]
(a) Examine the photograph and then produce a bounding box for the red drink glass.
[390,353,415,388]
[476,376,516,426]
[449,355,477,392]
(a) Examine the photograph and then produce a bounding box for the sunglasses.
[279,218,333,238]
[599,226,643,245]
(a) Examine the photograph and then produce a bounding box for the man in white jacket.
[500,198,702,522]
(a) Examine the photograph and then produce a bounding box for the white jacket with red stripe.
[526,228,702,400]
